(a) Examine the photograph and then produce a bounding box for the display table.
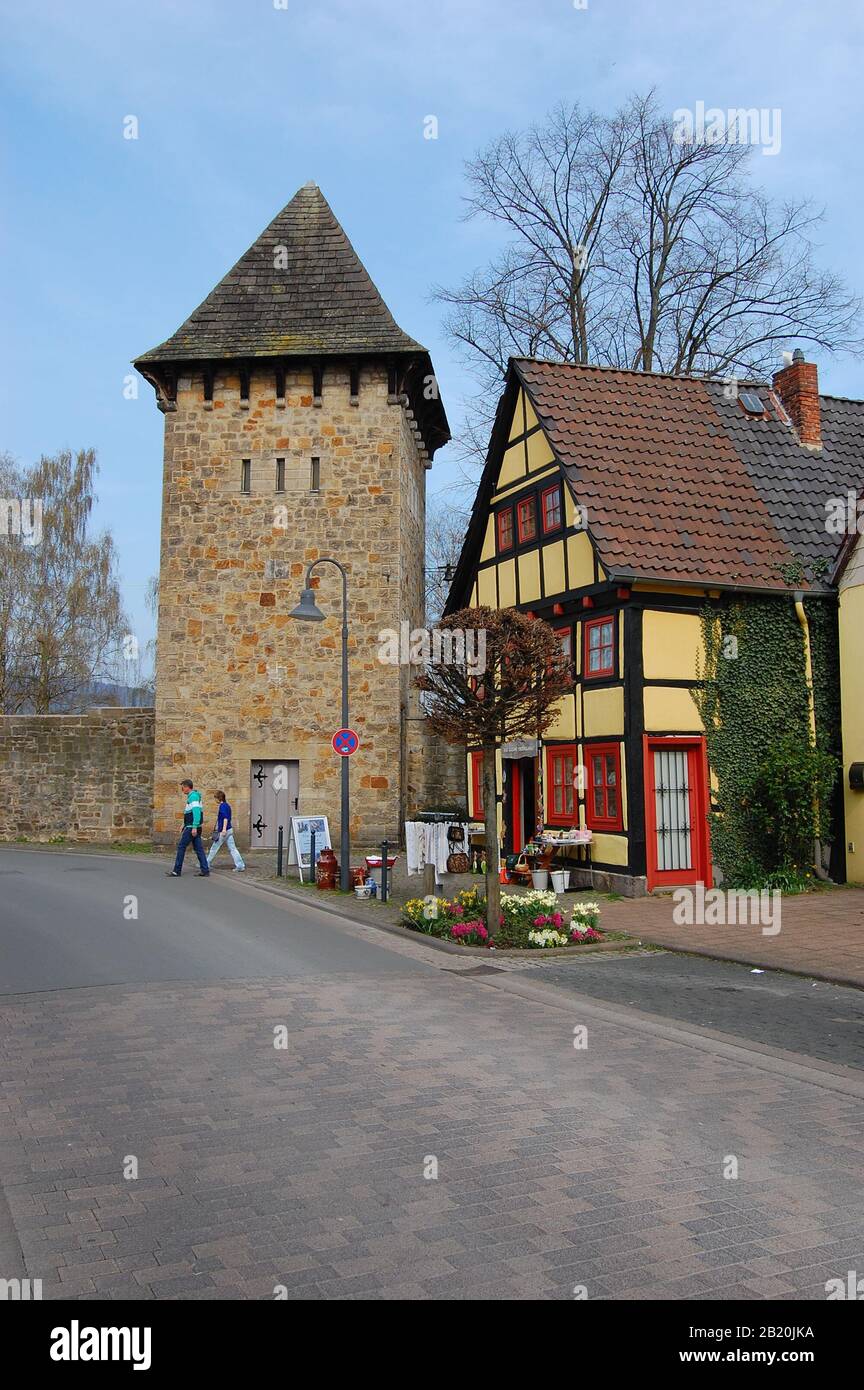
[537,831,593,888]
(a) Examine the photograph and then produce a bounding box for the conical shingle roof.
[135,183,425,363]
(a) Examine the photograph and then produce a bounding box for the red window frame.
[541,484,562,533]
[545,743,578,826]
[496,507,514,552]
[516,496,537,543]
[470,751,485,818]
[583,614,615,678]
[585,742,623,831]
[554,625,573,670]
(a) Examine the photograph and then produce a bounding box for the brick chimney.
[772,349,821,449]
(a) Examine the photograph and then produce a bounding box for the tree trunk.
[482,744,500,940]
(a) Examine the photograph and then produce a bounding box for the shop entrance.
[504,756,537,855]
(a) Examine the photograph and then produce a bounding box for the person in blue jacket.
[166,779,210,877]
[206,791,246,872]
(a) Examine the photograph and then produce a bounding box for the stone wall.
[406,725,468,819]
[0,708,155,842]
[152,361,427,848]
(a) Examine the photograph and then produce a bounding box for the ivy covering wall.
[695,595,841,888]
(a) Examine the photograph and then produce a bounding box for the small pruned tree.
[417,606,574,937]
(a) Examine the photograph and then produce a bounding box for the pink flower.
[551,912,563,927]
[532,914,550,927]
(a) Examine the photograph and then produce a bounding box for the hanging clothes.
[405,821,428,876]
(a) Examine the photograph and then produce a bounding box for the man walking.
[166,779,210,877]
[207,790,246,872]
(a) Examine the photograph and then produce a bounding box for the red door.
[643,736,711,891]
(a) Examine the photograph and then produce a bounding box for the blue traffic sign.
[332,728,359,756]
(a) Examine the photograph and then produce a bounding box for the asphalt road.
[1,848,863,1302]
[0,850,435,992]
[521,952,864,1071]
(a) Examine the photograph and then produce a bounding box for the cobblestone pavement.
[2,852,864,1301]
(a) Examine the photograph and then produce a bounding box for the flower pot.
[354,882,372,900]
[550,869,571,893]
[531,869,549,890]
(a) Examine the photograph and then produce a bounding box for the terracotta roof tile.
[512,359,864,592]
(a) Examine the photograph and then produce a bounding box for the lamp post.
[289,558,350,892]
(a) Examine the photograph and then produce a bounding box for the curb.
[228,874,648,959]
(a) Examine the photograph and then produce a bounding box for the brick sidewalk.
[596,888,864,989]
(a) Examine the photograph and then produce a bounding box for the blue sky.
[1,0,862,660]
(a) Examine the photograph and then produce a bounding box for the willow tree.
[417,606,573,935]
[0,449,127,712]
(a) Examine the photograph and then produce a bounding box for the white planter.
[550,869,571,893]
[354,883,372,899]
[531,869,549,890]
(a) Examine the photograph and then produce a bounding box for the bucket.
[551,869,571,893]
[531,869,549,890]
[354,882,372,900]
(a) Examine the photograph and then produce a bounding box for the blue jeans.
[173,826,210,875]
[207,830,245,869]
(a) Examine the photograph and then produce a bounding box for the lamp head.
[289,587,326,622]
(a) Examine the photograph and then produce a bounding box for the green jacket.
[182,790,204,829]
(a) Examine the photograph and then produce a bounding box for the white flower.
[527,928,569,948]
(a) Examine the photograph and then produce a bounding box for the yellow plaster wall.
[567,531,594,589]
[518,549,541,604]
[545,695,576,740]
[497,558,516,609]
[839,547,864,883]
[643,610,703,680]
[508,389,527,441]
[476,568,495,607]
[583,685,624,736]
[498,440,526,489]
[526,428,555,473]
[644,686,703,731]
[543,540,566,597]
[480,516,495,563]
[587,832,629,866]
[492,465,557,504]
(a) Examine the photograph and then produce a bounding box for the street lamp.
[289,558,350,892]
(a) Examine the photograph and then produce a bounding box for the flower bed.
[401,889,604,950]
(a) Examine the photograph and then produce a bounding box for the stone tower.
[135,183,449,851]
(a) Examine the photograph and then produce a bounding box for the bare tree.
[0,449,128,712]
[425,499,470,622]
[435,92,862,453]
